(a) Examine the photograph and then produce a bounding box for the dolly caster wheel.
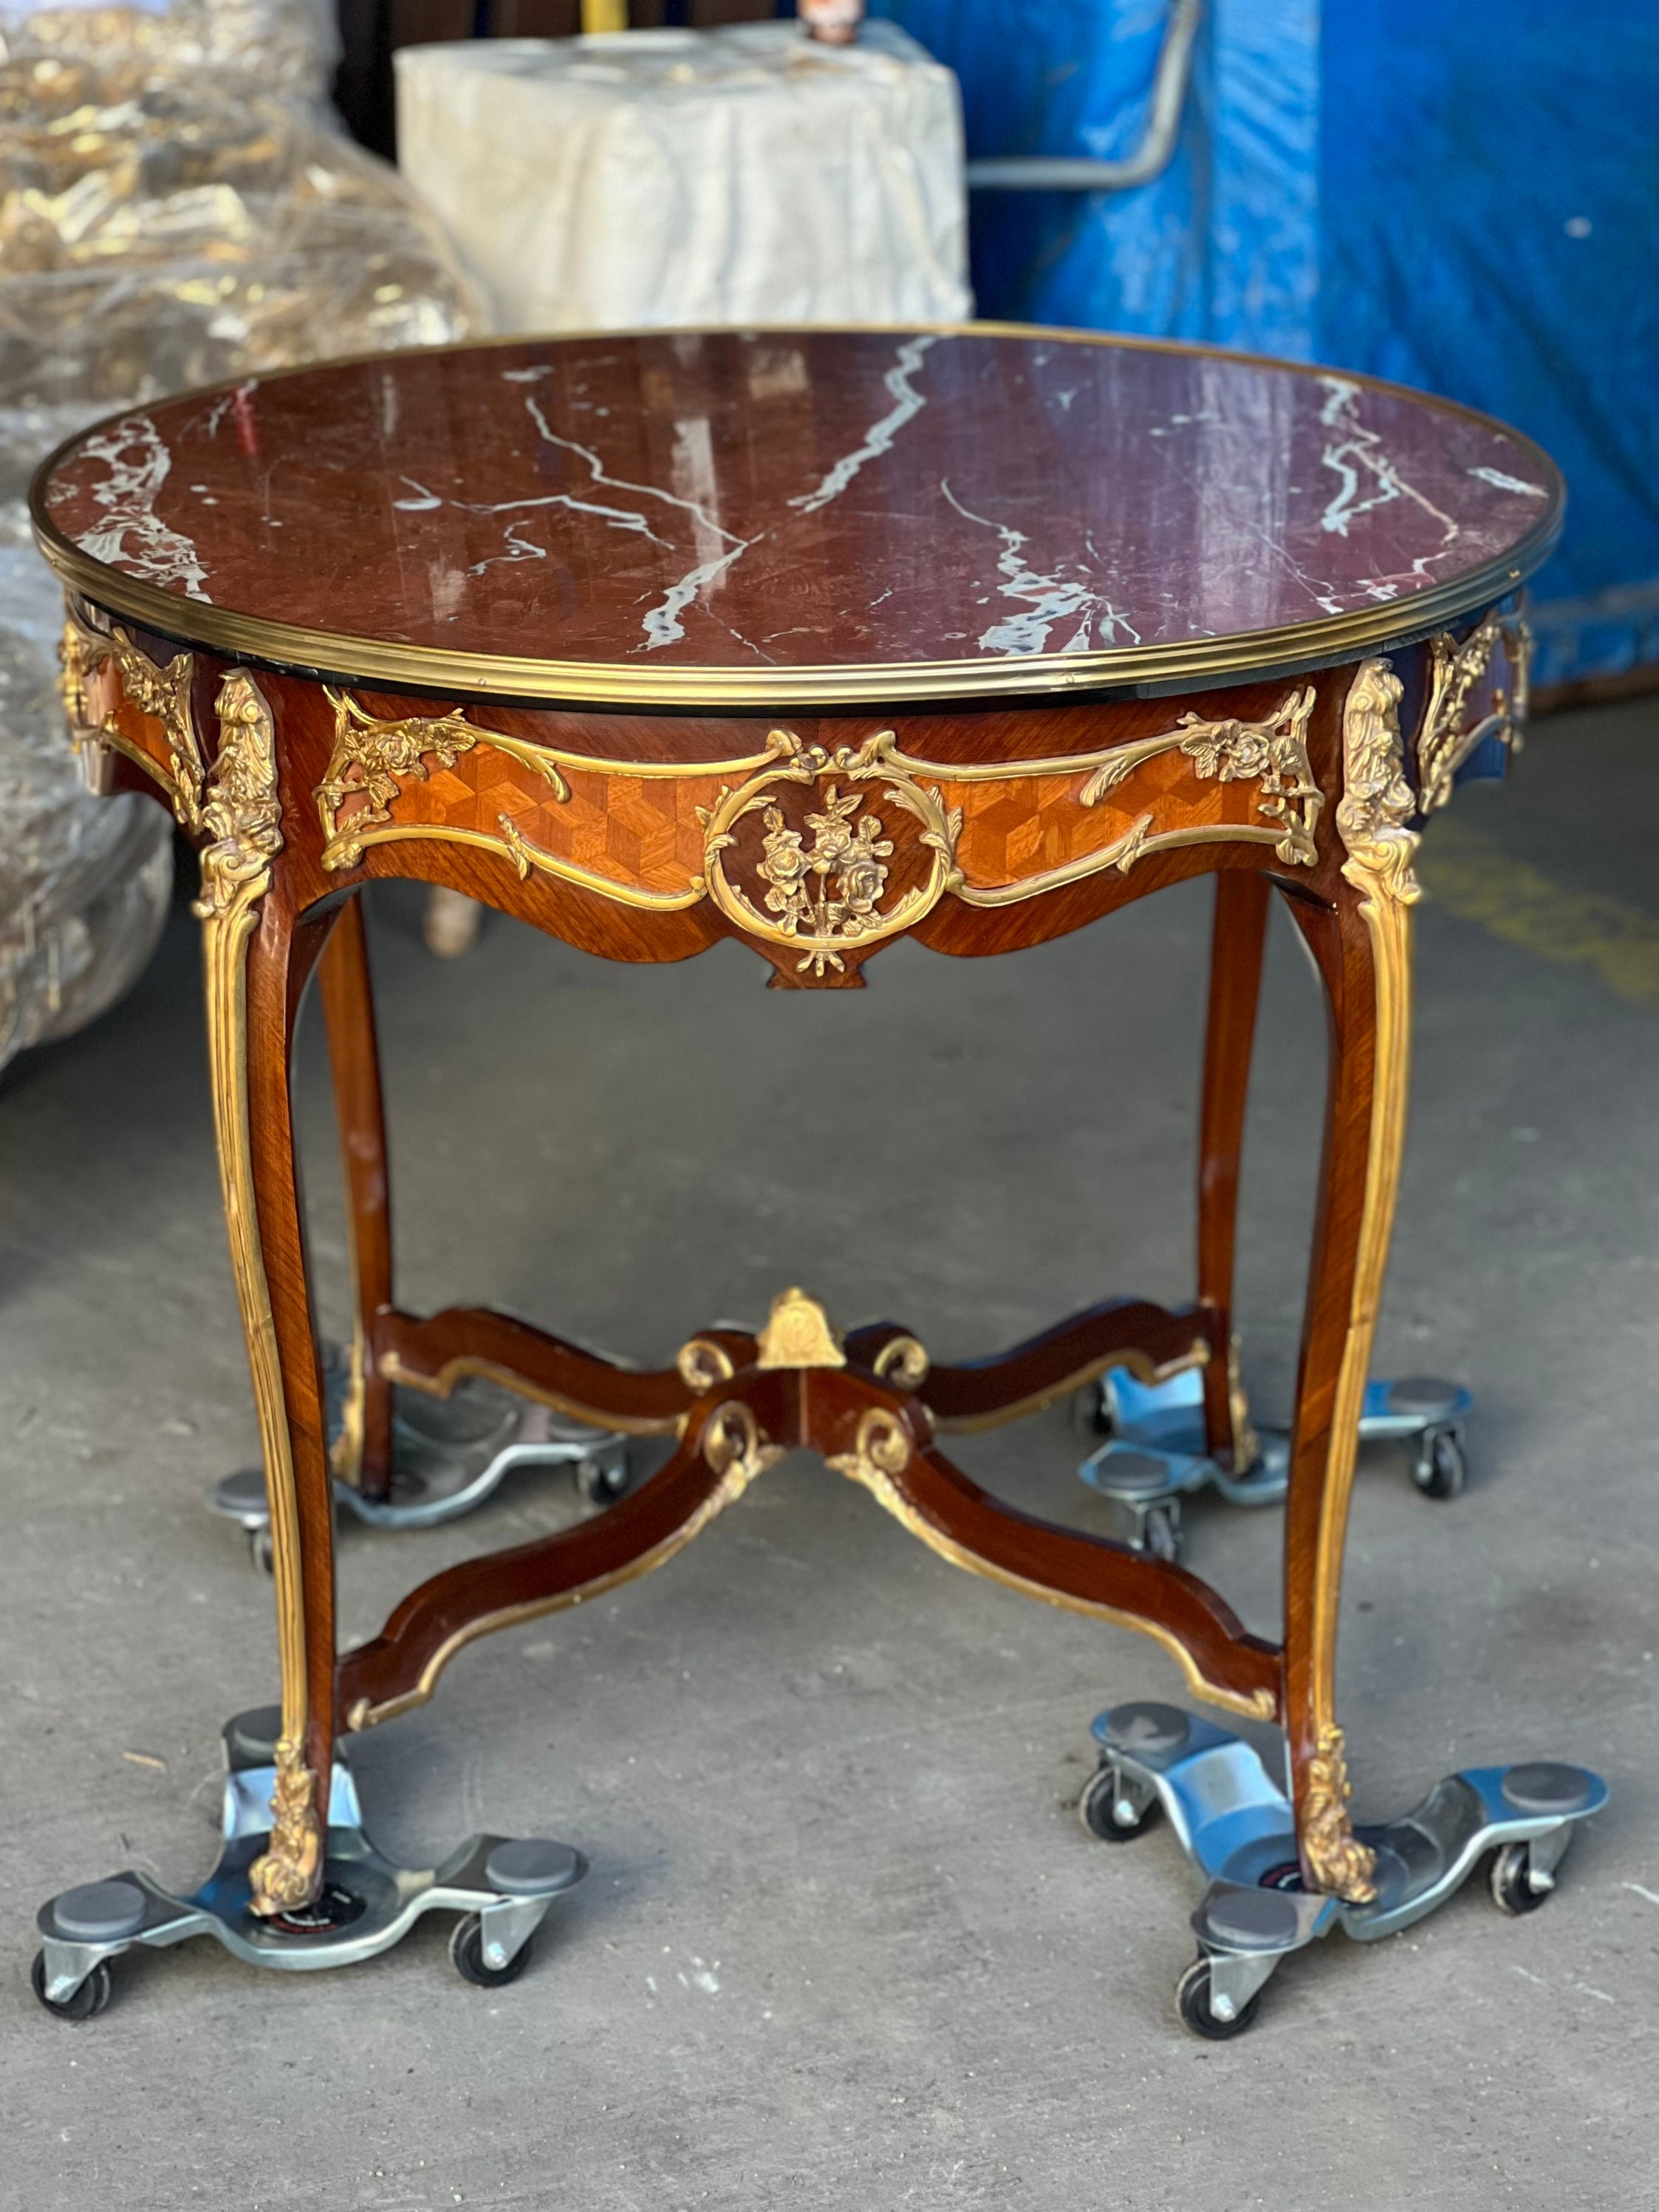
[1078,1763,1161,1843]
[1412,1427,1467,1501]
[1490,1840,1554,1916]
[31,1953,112,2021]
[450,1912,531,1988]
[575,1450,631,1507]
[1176,1955,1261,2041]
[1142,1502,1182,1563]
[247,1528,275,1574]
[1073,1382,1112,1436]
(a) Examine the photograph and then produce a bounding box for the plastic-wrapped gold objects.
[0,17,479,405]
[0,0,479,1063]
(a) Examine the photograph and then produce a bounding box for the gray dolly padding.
[1384,1378,1462,1417]
[1197,1886,1304,1950]
[1500,1763,1596,1815]
[1091,1450,1172,1496]
[483,1840,584,1895]
[52,1880,147,1942]
[1101,1702,1191,1756]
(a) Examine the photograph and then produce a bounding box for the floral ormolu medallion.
[699,729,961,977]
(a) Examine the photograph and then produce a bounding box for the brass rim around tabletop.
[33,552,1553,709]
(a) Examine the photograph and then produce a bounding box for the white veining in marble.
[1146,408,1222,441]
[425,397,689,562]
[465,485,671,549]
[940,479,1138,657]
[523,397,721,546]
[724,624,776,663]
[654,331,945,648]
[387,450,680,562]
[202,380,259,440]
[1077,530,1142,643]
[467,519,551,577]
[1468,464,1547,497]
[1318,378,1400,537]
[1318,376,1479,607]
[63,414,211,602]
[640,536,758,652]
[636,412,759,651]
[512,394,761,646]
[787,334,938,516]
[669,417,728,575]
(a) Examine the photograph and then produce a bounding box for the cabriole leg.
[317,892,394,1501]
[196,671,337,1916]
[1278,658,1421,1902]
[1197,867,1270,1470]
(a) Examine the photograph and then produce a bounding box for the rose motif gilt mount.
[699,729,962,977]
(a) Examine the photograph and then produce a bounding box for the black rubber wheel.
[576,1453,632,1506]
[1143,1503,1182,1564]
[1490,1840,1551,1916]
[1073,1382,1113,1436]
[248,1527,275,1575]
[1412,1428,1467,1501]
[450,1913,531,1988]
[31,1953,112,2021]
[1175,1955,1261,2041]
[1078,1762,1161,1843]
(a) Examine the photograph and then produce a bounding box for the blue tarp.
[873,0,1659,687]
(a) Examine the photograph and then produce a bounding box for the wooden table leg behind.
[196,671,338,1917]
[317,892,394,1502]
[1278,655,1422,1901]
[1197,868,1270,1471]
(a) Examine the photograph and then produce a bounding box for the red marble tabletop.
[33,327,1562,706]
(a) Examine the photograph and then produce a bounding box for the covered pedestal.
[395,22,971,335]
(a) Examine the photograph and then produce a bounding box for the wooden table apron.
[56,590,1527,1922]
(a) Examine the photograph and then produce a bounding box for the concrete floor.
[1,699,1655,2211]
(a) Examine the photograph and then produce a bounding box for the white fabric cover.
[394,22,971,335]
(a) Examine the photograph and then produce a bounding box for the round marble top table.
[29,329,1570,2025]
[35,324,1559,705]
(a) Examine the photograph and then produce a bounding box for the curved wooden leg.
[196,669,337,1916]
[317,892,394,1501]
[238,898,339,1913]
[1197,868,1270,1469]
[1279,661,1421,1899]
